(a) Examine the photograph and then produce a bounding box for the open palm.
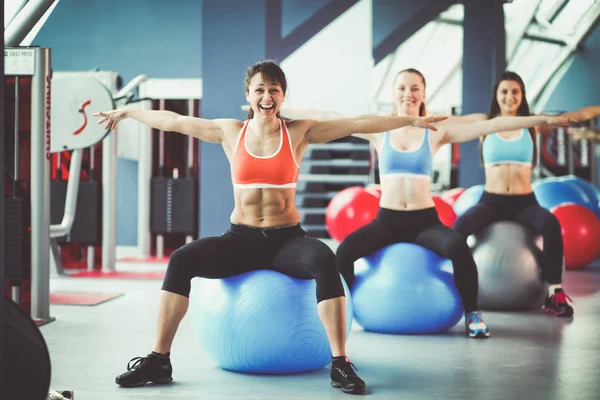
[413,115,448,131]
[93,109,128,130]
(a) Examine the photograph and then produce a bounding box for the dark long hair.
[392,68,427,116]
[481,71,537,165]
[244,60,287,119]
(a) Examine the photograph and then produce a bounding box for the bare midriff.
[484,164,533,195]
[378,175,436,211]
[230,187,300,227]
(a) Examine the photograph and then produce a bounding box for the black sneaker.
[543,288,574,317]
[330,357,366,395]
[115,354,173,387]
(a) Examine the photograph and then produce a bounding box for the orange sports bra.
[231,119,300,189]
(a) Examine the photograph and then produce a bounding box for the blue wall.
[34,0,203,246]
[543,24,600,112]
[35,0,203,84]
[372,0,428,49]
[282,0,329,38]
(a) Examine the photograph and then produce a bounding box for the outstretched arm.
[94,108,237,143]
[566,127,600,142]
[275,106,377,141]
[558,106,600,122]
[278,106,339,122]
[439,112,488,124]
[303,115,448,144]
[440,115,573,144]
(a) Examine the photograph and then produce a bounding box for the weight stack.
[151,177,198,235]
[4,197,27,281]
[50,180,102,244]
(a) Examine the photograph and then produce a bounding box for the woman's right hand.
[412,115,448,131]
[93,109,129,130]
[544,116,577,127]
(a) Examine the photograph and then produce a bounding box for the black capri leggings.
[336,207,479,313]
[161,223,345,303]
[453,192,563,284]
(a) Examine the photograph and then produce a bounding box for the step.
[296,192,337,208]
[306,165,371,175]
[308,143,370,151]
[296,192,338,200]
[299,174,370,182]
[299,208,327,225]
[297,197,333,208]
[301,213,326,225]
[302,224,330,239]
[297,180,367,194]
[298,207,328,214]
[302,159,370,167]
[309,149,371,161]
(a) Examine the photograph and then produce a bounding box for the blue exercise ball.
[453,184,485,217]
[532,179,594,211]
[352,243,463,334]
[558,175,600,218]
[191,269,353,374]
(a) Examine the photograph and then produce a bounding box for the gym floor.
[42,257,600,400]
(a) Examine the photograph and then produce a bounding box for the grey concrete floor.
[41,259,600,400]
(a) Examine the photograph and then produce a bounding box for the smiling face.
[245,73,285,118]
[495,80,523,116]
[393,71,426,117]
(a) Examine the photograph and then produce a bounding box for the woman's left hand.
[412,115,448,131]
[545,116,577,127]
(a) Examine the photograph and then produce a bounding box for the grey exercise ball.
[468,221,547,311]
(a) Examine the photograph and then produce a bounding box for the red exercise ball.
[432,196,457,227]
[326,186,380,242]
[551,204,600,270]
[441,187,466,206]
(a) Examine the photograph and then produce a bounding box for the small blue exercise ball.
[191,270,353,374]
[352,243,463,334]
[532,178,594,211]
[453,184,485,217]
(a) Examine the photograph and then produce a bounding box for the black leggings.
[336,207,479,313]
[453,192,563,284]
[162,223,345,303]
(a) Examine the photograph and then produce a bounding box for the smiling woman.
[244,61,287,119]
[93,60,446,395]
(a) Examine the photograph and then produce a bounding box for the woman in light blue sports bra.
[280,69,570,338]
[453,71,600,318]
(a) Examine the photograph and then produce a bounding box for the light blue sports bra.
[378,129,432,178]
[481,128,534,167]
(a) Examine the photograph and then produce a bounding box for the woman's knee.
[162,244,202,297]
[445,234,473,261]
[541,213,563,243]
[303,240,344,301]
[305,240,337,272]
[541,212,561,232]
[453,211,477,235]
[335,237,358,264]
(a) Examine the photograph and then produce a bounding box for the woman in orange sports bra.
[94,60,445,395]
